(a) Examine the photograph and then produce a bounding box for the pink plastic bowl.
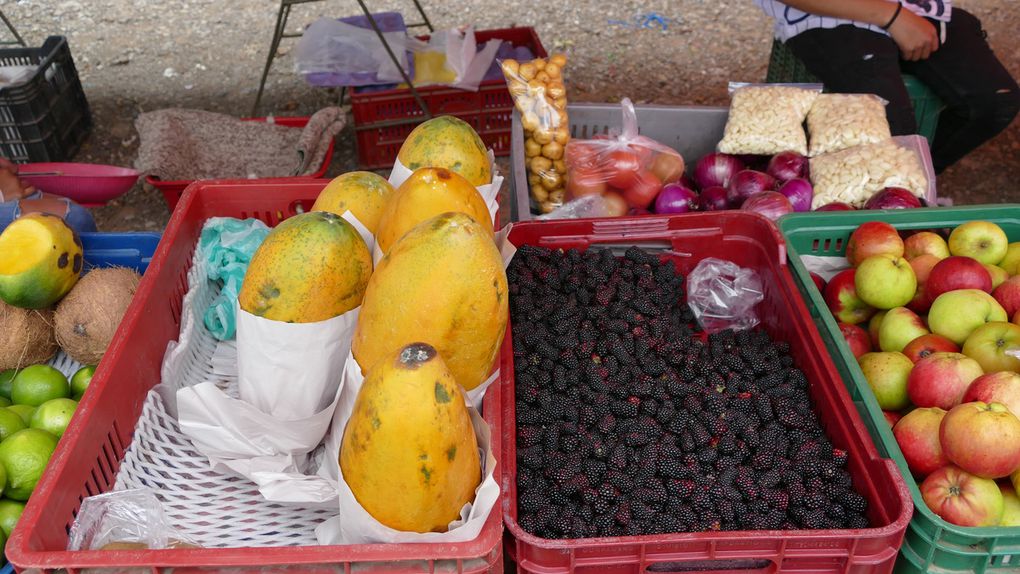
[18,163,140,207]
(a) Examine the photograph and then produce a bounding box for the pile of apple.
[817,220,1020,528]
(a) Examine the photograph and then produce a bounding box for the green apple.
[962,321,1020,373]
[985,264,1010,289]
[949,221,1009,265]
[1000,242,1020,276]
[855,254,917,310]
[929,289,1008,344]
[869,310,888,349]
[879,307,930,352]
[858,351,914,411]
[1000,484,1020,526]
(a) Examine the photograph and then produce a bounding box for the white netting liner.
[107,244,336,548]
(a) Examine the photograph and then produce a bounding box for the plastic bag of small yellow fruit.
[500,54,571,214]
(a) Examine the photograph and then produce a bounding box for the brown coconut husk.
[55,267,141,365]
[0,301,58,370]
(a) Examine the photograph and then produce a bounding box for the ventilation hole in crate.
[239,210,249,219]
[111,419,126,454]
[823,238,832,252]
[835,238,844,252]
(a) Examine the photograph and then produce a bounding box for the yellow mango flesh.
[353,212,507,391]
[0,213,82,309]
[341,342,481,533]
[311,171,395,234]
[396,116,491,186]
[375,167,493,255]
[238,211,372,323]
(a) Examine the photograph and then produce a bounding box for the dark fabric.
[786,9,1019,173]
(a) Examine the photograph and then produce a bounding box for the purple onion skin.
[654,183,699,214]
[863,187,922,210]
[693,153,745,190]
[767,151,808,183]
[699,186,729,211]
[777,178,813,212]
[727,170,777,208]
[741,191,794,221]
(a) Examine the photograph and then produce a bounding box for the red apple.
[904,231,951,261]
[884,410,903,428]
[824,269,876,325]
[926,256,993,303]
[940,401,1020,479]
[869,311,887,349]
[810,272,827,293]
[907,352,984,410]
[993,276,1020,318]
[902,334,960,363]
[893,407,949,477]
[920,465,1005,527]
[962,321,1020,373]
[839,322,872,358]
[846,221,905,267]
[907,254,942,313]
[962,371,1020,418]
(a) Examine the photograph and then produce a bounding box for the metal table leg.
[0,9,26,47]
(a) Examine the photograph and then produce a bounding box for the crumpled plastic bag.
[199,217,270,341]
[295,18,416,84]
[687,258,764,334]
[67,489,200,551]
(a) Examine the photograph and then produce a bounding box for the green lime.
[0,527,6,563]
[11,365,69,407]
[29,398,77,438]
[5,406,34,426]
[0,397,11,408]
[0,429,58,501]
[0,410,26,443]
[70,365,96,399]
[0,370,15,400]
[0,499,25,539]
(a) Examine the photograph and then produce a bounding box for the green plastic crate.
[766,39,945,146]
[778,206,1020,574]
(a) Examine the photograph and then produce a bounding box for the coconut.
[54,267,141,365]
[0,301,58,370]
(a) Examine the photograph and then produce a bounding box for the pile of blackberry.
[508,245,869,539]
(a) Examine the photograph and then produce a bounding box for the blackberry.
[760,489,789,511]
[759,468,784,489]
[801,509,831,529]
[847,514,869,529]
[518,445,544,469]
[518,491,547,514]
[607,470,635,492]
[841,491,868,514]
[751,451,775,471]
[803,492,827,510]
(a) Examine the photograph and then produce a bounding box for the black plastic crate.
[0,35,91,162]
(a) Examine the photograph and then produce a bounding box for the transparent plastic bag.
[717,83,821,156]
[295,18,415,83]
[501,54,570,213]
[562,98,686,212]
[535,193,613,220]
[809,137,929,208]
[67,489,201,551]
[686,258,765,334]
[807,94,891,156]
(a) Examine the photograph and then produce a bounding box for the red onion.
[864,187,922,210]
[777,178,813,212]
[815,202,856,211]
[699,186,729,211]
[767,151,808,183]
[742,191,793,222]
[654,182,699,214]
[693,153,745,190]
[727,170,777,207]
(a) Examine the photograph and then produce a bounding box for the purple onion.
[727,170,777,207]
[815,202,856,211]
[693,153,745,190]
[742,191,794,222]
[767,151,809,183]
[777,178,813,212]
[654,182,699,214]
[864,187,922,210]
[699,186,729,211]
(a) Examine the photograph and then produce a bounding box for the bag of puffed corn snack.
[717,83,821,156]
[807,93,892,156]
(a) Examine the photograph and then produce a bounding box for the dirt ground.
[4,0,1019,231]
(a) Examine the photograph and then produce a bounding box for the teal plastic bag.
[199,217,270,340]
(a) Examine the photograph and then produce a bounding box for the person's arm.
[782,0,939,61]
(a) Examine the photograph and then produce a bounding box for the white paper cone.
[340,210,375,254]
[799,254,851,282]
[315,352,500,544]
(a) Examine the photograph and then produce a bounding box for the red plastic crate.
[351,27,546,170]
[8,179,503,574]
[143,117,336,211]
[499,213,912,573]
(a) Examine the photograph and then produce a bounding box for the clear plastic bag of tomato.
[564,98,685,213]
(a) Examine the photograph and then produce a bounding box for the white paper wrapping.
[314,352,500,544]
[800,254,851,282]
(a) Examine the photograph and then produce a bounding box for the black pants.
[787,9,1020,173]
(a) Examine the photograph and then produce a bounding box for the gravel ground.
[4,0,1018,231]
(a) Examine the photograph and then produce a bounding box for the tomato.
[566,167,608,199]
[606,150,642,189]
[564,141,601,170]
[602,191,629,217]
[650,151,685,185]
[623,170,662,210]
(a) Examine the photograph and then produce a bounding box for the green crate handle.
[779,206,1020,574]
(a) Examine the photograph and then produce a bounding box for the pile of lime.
[0,364,93,560]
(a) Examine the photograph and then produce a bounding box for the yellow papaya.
[0,213,82,309]
[341,342,481,533]
[353,212,507,391]
[397,116,491,186]
[239,211,371,323]
[375,167,493,255]
[311,171,395,234]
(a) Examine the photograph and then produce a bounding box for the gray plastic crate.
[510,103,729,221]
